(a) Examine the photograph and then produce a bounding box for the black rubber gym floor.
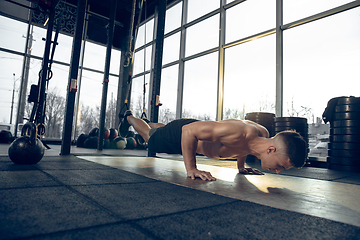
[1,145,360,239]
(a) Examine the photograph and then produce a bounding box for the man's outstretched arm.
[181,123,216,181]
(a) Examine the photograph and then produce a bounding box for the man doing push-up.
[119,110,307,181]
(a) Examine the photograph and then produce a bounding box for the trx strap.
[141,78,147,119]
[141,0,147,120]
[121,0,145,115]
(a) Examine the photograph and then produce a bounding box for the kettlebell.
[8,122,45,164]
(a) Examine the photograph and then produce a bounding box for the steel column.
[98,0,117,151]
[61,0,87,155]
[217,0,226,121]
[275,0,283,117]
[149,0,167,123]
[176,0,188,119]
[73,5,90,141]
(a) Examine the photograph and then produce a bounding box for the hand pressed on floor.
[187,168,216,181]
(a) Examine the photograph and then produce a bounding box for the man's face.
[261,154,292,174]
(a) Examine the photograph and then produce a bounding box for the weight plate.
[328,142,360,150]
[335,104,360,112]
[246,116,274,121]
[330,135,360,143]
[331,120,360,128]
[334,112,360,120]
[246,112,275,116]
[328,149,357,158]
[274,117,307,123]
[327,156,360,166]
[336,97,360,105]
[330,127,360,135]
[327,163,360,172]
[245,112,275,118]
[275,122,308,127]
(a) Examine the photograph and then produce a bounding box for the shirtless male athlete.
[119,110,307,181]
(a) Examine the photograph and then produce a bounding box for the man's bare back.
[194,119,268,160]
[181,119,269,180]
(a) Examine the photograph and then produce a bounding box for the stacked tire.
[245,112,275,137]
[274,117,309,160]
[328,97,360,172]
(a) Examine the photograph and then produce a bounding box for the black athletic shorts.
[148,119,199,154]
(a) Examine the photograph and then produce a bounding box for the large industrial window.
[79,70,103,111]
[110,48,121,75]
[132,17,154,118]
[223,35,276,119]
[135,19,154,49]
[83,42,107,72]
[187,0,219,23]
[0,16,27,52]
[130,74,150,118]
[225,0,275,44]
[185,14,219,57]
[159,64,179,124]
[30,26,47,58]
[164,2,182,34]
[162,32,181,65]
[283,7,360,124]
[0,52,23,123]
[51,32,73,64]
[133,48,145,75]
[283,0,354,24]
[182,52,218,120]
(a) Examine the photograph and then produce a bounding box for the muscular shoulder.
[217,119,258,138]
[243,120,270,138]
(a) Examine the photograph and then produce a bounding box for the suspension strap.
[122,0,145,112]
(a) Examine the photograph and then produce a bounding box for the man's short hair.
[275,130,307,168]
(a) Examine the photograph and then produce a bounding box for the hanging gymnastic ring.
[38,69,53,80]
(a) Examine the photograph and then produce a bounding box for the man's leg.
[148,122,165,129]
[140,115,165,129]
[119,110,166,141]
[126,115,152,142]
